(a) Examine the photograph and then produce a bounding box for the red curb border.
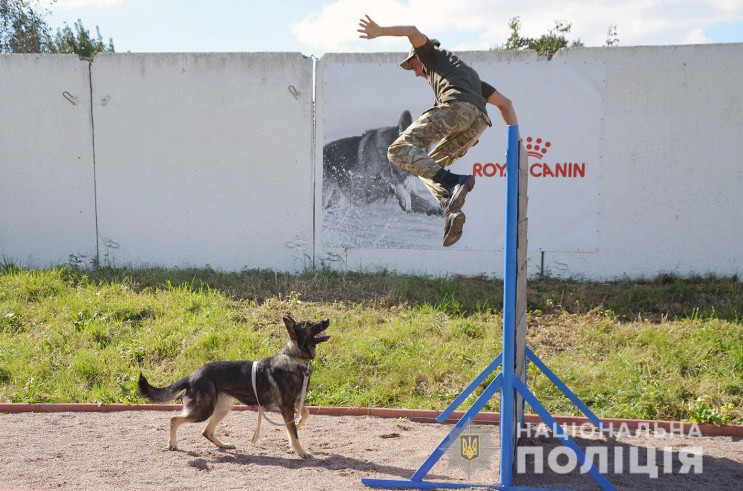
[1,403,741,437]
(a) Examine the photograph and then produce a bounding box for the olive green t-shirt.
[415,39,489,116]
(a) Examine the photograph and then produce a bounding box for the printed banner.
[321,57,605,252]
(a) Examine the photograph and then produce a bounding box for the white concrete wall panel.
[314,51,541,279]
[544,44,743,279]
[90,53,314,271]
[316,45,743,280]
[0,55,97,267]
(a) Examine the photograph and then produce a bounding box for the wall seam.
[87,59,100,267]
[311,55,318,272]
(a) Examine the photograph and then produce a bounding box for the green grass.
[0,265,741,424]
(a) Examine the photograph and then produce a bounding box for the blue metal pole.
[500,125,520,486]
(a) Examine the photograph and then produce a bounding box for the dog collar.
[290,357,312,365]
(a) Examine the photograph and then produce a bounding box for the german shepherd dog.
[138,315,330,459]
[323,110,441,216]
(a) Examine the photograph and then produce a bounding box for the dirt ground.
[0,409,741,490]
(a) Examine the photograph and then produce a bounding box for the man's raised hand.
[358,15,381,39]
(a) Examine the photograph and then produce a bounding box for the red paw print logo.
[525,137,551,160]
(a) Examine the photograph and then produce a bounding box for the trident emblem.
[460,434,480,461]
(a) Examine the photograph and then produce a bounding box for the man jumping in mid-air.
[358,15,519,246]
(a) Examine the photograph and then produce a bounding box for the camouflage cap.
[399,39,440,70]
[399,47,417,70]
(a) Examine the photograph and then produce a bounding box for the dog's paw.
[289,447,314,459]
[219,443,236,450]
[296,449,314,459]
[168,444,179,451]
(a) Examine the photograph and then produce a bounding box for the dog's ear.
[398,110,412,133]
[283,315,297,340]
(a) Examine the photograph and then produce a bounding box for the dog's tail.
[138,373,189,403]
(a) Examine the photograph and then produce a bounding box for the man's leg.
[387,101,486,246]
[420,107,489,246]
[419,114,490,205]
[387,103,469,181]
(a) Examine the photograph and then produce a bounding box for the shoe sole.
[443,212,466,247]
[448,176,476,214]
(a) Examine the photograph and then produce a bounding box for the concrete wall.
[314,51,511,278]
[90,53,314,271]
[0,55,97,267]
[315,44,743,280]
[1,44,741,279]
[1,52,314,272]
[544,44,743,279]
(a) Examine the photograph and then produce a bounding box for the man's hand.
[358,15,382,40]
[357,15,427,47]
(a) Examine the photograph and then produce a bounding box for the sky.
[40,0,743,56]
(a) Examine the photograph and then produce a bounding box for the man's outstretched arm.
[358,15,427,48]
[487,90,518,126]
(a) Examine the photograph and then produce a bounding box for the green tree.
[498,17,584,59]
[605,24,620,47]
[0,0,55,53]
[1,0,113,56]
[54,19,114,58]
[497,16,618,59]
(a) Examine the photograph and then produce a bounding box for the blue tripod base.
[361,347,615,491]
[361,478,575,491]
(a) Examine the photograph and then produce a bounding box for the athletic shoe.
[443,211,466,247]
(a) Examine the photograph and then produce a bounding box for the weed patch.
[0,266,740,423]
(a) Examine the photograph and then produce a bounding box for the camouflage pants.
[387,100,491,203]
